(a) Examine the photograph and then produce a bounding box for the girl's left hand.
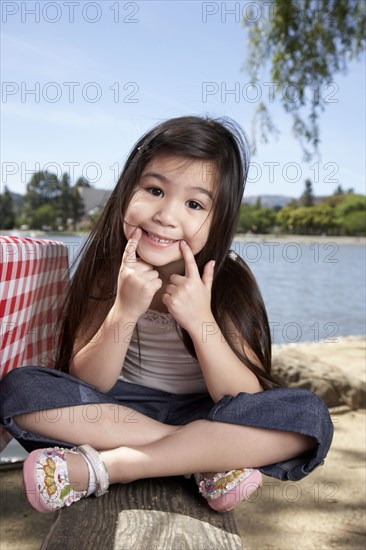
[162,240,215,333]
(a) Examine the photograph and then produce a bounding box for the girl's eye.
[147,187,163,197]
[187,200,203,210]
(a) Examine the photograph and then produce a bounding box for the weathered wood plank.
[41,477,243,550]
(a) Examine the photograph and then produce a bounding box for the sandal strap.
[77,444,109,497]
[195,468,253,500]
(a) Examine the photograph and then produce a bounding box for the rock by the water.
[271,346,366,409]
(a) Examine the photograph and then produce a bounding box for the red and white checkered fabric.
[0,235,70,450]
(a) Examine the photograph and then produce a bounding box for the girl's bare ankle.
[100,450,127,484]
[66,452,89,492]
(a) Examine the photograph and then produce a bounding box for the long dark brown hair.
[56,115,279,389]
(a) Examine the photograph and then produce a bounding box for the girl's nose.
[152,201,177,227]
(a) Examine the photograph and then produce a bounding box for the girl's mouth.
[141,228,178,247]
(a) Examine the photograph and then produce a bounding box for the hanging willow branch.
[242,0,366,160]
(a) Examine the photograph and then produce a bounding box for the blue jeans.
[0,366,334,481]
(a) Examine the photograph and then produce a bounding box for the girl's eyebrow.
[141,171,213,200]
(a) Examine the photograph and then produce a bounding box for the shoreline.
[234,233,366,245]
[272,334,365,350]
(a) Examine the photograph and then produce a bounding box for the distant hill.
[244,195,294,208]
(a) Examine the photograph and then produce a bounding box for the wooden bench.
[42,477,243,549]
[1,236,244,550]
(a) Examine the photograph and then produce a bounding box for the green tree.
[243,0,366,159]
[56,173,85,230]
[24,171,60,210]
[276,192,365,235]
[23,171,61,227]
[276,205,296,233]
[339,210,365,235]
[238,203,256,232]
[69,186,85,230]
[32,204,56,230]
[56,172,73,228]
[22,171,85,230]
[335,193,366,235]
[333,185,345,195]
[277,204,337,235]
[238,203,276,233]
[287,198,300,208]
[252,206,276,233]
[311,205,338,234]
[335,193,365,216]
[300,179,315,207]
[75,176,91,188]
[0,186,15,229]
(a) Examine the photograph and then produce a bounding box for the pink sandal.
[195,468,263,512]
[22,445,109,513]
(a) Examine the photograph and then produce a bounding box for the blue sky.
[1,0,365,199]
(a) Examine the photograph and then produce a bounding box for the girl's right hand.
[116,227,162,320]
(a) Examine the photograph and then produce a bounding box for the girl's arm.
[70,228,162,392]
[189,316,263,401]
[163,241,262,402]
[69,305,137,393]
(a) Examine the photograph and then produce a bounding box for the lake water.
[56,234,366,344]
[233,238,365,344]
[1,234,365,462]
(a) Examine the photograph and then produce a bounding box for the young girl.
[0,116,333,514]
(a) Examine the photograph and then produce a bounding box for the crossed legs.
[15,403,314,490]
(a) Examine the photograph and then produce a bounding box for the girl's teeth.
[148,232,175,244]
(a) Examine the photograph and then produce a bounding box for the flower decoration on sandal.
[195,468,263,512]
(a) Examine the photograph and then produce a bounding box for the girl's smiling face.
[123,155,215,273]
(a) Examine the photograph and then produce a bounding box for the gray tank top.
[119,309,207,394]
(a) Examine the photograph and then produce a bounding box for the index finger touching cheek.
[180,240,199,278]
[123,227,142,264]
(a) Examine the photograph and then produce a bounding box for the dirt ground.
[234,408,365,549]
